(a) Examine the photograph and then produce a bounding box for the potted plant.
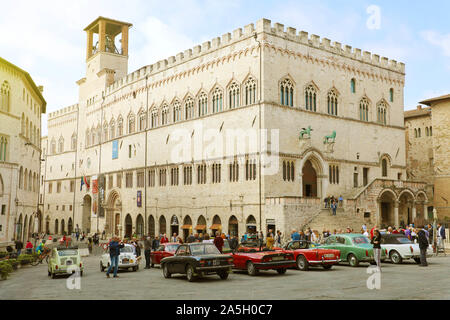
[0,262,13,280]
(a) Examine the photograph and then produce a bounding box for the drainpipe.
[144,75,149,237]
[254,32,263,233]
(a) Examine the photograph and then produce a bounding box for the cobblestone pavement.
[1,253,449,300]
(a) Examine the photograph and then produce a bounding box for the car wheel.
[48,270,51,277]
[51,271,56,279]
[133,266,138,272]
[348,254,359,267]
[100,262,105,272]
[276,268,287,274]
[390,251,403,264]
[414,257,421,264]
[162,264,171,278]
[186,264,196,282]
[218,271,229,280]
[323,265,333,270]
[296,255,309,271]
[151,263,154,268]
[80,271,83,277]
[247,261,258,276]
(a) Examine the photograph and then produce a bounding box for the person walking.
[213,231,224,253]
[417,226,429,266]
[144,236,152,269]
[106,237,124,278]
[15,239,23,256]
[371,229,382,271]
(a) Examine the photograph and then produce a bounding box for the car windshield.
[393,237,413,244]
[120,246,134,253]
[190,244,221,255]
[352,237,369,244]
[58,250,78,256]
[165,244,179,252]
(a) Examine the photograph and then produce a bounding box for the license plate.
[324,254,334,258]
[272,256,284,261]
[122,259,129,264]
[66,260,72,265]
[213,260,220,266]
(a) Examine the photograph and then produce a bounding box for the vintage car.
[100,243,140,272]
[282,240,340,270]
[317,234,387,267]
[237,241,282,252]
[381,233,434,264]
[229,245,295,276]
[48,247,84,279]
[150,242,180,267]
[160,243,233,282]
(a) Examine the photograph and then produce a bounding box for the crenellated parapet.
[48,104,79,120]
[103,18,405,96]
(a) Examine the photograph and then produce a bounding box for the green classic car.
[48,247,84,278]
[317,234,387,267]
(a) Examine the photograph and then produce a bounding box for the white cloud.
[421,30,450,57]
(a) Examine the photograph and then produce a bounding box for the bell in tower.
[82,17,132,83]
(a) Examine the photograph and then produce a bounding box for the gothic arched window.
[212,87,223,113]
[377,100,388,125]
[327,89,338,116]
[138,109,147,131]
[184,97,194,120]
[151,108,159,128]
[280,79,294,107]
[161,105,169,125]
[244,77,257,105]
[117,116,123,137]
[1,81,10,112]
[351,78,356,93]
[109,119,115,140]
[128,113,135,134]
[172,100,182,123]
[228,82,240,109]
[198,92,208,116]
[305,84,316,111]
[359,97,369,122]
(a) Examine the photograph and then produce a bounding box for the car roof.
[334,233,366,238]
[163,242,179,246]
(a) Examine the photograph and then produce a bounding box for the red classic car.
[238,241,282,252]
[228,245,295,276]
[150,243,180,267]
[282,240,340,271]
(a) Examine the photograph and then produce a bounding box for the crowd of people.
[323,195,344,215]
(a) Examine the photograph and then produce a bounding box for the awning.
[195,225,206,230]
[210,224,222,230]
[228,220,238,225]
[181,225,192,230]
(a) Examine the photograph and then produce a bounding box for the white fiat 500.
[100,244,140,272]
[381,234,433,264]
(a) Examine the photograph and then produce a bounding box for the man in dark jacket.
[106,237,124,278]
[417,226,429,267]
[144,236,152,269]
[229,236,239,252]
[152,236,160,251]
[186,232,195,243]
[15,240,23,256]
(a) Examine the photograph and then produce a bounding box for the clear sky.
[1,0,449,135]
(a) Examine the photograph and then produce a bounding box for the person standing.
[331,201,337,216]
[371,229,382,271]
[213,231,224,253]
[338,195,343,207]
[106,237,124,278]
[160,234,168,244]
[291,229,300,241]
[324,197,328,209]
[417,226,429,266]
[171,233,177,243]
[15,239,23,256]
[229,235,239,252]
[275,230,282,247]
[436,223,446,256]
[152,236,160,251]
[144,236,152,269]
[266,229,274,249]
[186,232,195,243]
[25,240,33,254]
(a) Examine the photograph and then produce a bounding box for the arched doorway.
[54,219,59,235]
[195,215,207,235]
[182,215,193,241]
[68,218,73,234]
[246,215,257,234]
[136,214,144,239]
[378,190,397,228]
[45,216,50,235]
[61,219,65,235]
[398,191,415,227]
[124,214,132,238]
[23,215,28,241]
[148,215,155,238]
[16,214,23,241]
[82,195,92,234]
[105,191,121,237]
[416,192,428,225]
[228,215,238,237]
[170,215,179,238]
[210,215,222,236]
[302,160,317,197]
[159,216,167,236]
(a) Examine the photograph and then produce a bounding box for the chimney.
[38,85,44,93]
[417,105,422,110]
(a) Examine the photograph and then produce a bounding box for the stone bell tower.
[83,17,133,84]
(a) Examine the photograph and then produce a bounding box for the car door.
[322,236,337,249]
[336,236,350,260]
[173,245,188,273]
[154,245,164,264]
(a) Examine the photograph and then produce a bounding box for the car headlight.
[130,259,134,263]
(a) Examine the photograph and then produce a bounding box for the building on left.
[0,56,46,250]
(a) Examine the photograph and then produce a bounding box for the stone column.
[376,200,382,227]
[99,20,106,53]
[121,25,129,56]
[423,202,428,220]
[394,201,399,228]
[412,201,417,223]
[86,30,93,60]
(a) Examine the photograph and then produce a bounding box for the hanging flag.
[80,176,84,191]
[84,176,90,190]
[92,175,98,194]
